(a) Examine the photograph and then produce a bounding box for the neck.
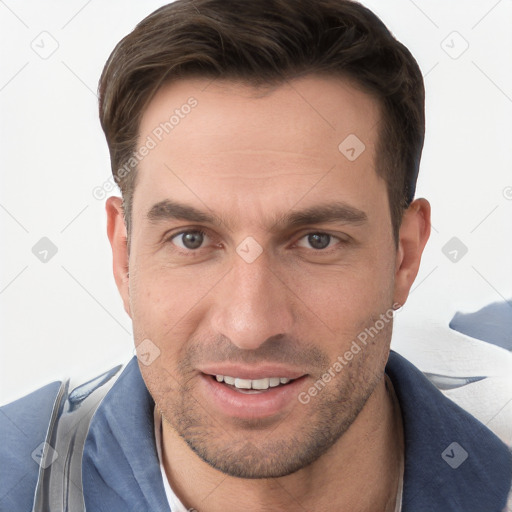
[161,375,403,512]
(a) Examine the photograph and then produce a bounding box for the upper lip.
[198,364,306,380]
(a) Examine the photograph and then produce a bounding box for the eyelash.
[166,229,345,254]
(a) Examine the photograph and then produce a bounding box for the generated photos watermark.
[92,96,198,200]
[298,303,401,404]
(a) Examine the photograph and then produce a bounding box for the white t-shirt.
[154,407,193,512]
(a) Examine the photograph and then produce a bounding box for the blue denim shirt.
[1,351,511,511]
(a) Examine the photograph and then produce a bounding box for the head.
[103,0,430,478]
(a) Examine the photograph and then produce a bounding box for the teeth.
[214,375,294,390]
[234,378,252,389]
[269,378,280,387]
[252,378,269,390]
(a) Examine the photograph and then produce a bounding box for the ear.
[106,196,131,318]
[393,198,431,307]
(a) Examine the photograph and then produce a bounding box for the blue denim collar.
[83,351,511,511]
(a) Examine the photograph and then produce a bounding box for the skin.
[106,76,430,511]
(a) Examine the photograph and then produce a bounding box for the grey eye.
[303,233,332,250]
[173,231,205,250]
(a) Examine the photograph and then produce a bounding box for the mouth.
[198,369,308,419]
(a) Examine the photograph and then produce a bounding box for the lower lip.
[199,374,307,420]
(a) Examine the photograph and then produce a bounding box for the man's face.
[110,76,418,478]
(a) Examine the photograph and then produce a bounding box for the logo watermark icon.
[441,31,469,60]
[338,133,366,162]
[441,442,468,469]
[134,338,161,366]
[236,236,263,263]
[32,237,58,263]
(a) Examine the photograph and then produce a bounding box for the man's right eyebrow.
[146,200,218,224]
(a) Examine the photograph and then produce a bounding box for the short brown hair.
[99,0,425,244]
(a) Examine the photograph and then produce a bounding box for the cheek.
[128,262,221,344]
[286,247,396,344]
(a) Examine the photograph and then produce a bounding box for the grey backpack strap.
[32,364,123,512]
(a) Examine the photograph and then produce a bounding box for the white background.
[1,0,511,405]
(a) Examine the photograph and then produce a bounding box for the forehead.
[133,75,386,228]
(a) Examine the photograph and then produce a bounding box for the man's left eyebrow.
[271,202,368,231]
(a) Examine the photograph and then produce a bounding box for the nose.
[209,252,294,350]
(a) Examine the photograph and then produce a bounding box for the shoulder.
[387,351,512,511]
[0,381,63,511]
[0,362,124,512]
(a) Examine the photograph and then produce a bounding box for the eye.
[296,232,338,250]
[170,230,208,250]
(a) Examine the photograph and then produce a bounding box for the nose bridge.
[211,253,293,350]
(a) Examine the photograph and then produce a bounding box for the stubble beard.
[158,335,389,479]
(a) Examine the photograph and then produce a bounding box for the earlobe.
[393,198,431,306]
[106,196,132,317]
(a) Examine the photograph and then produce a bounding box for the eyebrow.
[147,200,217,224]
[272,202,368,231]
[146,199,368,231]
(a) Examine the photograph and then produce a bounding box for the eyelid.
[163,225,208,241]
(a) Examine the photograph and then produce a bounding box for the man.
[1,0,511,511]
